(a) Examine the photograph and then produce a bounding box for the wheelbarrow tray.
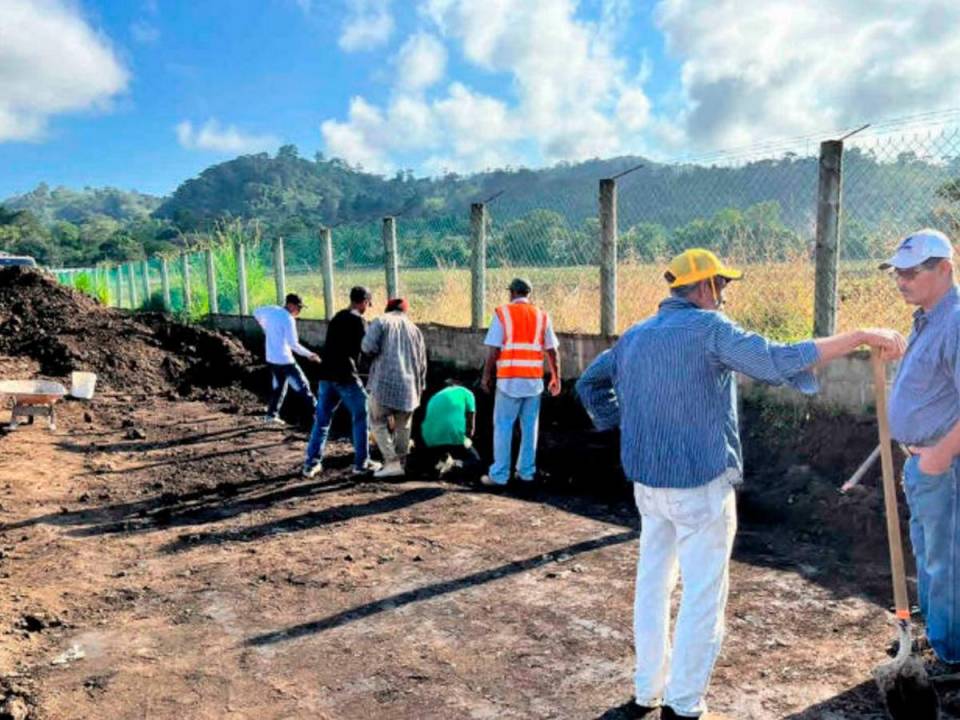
[0,380,67,430]
[0,380,67,404]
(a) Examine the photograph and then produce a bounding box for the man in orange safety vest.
[480,277,561,487]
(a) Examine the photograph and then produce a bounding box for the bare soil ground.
[2,267,959,719]
[0,390,956,720]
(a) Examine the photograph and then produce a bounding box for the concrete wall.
[209,315,615,380]
[208,314,882,414]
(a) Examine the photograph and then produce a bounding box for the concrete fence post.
[599,178,618,336]
[470,203,487,330]
[141,259,152,303]
[273,236,287,304]
[321,227,335,321]
[160,257,172,311]
[205,247,218,315]
[127,263,139,308]
[236,241,249,316]
[814,139,844,337]
[113,267,123,308]
[98,267,109,305]
[181,252,192,313]
[382,216,399,299]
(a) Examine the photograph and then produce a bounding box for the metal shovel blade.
[873,622,940,720]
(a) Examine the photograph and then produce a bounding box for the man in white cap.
[883,228,960,667]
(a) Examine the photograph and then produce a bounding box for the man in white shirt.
[253,293,320,424]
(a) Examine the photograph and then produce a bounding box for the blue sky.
[1,0,957,199]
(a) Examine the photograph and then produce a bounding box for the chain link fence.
[839,116,960,334]
[616,140,821,338]
[51,111,960,342]
[485,180,599,333]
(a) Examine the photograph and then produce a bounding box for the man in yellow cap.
[576,248,906,720]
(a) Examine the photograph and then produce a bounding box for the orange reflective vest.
[495,302,548,379]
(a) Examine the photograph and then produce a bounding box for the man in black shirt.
[302,286,381,477]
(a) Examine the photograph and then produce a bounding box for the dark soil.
[0,270,944,718]
[0,267,255,394]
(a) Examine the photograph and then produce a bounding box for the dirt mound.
[0,266,256,394]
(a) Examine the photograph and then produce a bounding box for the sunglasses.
[890,259,943,281]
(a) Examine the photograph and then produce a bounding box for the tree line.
[3,143,959,268]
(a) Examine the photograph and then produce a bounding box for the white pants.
[632,470,738,717]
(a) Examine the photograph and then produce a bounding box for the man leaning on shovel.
[883,228,960,670]
[576,248,905,720]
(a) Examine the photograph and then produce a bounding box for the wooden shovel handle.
[872,349,911,620]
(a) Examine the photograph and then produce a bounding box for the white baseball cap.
[879,228,954,270]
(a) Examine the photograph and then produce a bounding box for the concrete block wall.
[208,315,881,415]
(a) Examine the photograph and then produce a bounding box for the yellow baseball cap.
[665,248,743,288]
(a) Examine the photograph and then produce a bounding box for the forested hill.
[151,145,650,230]
[5,184,162,224]
[3,142,959,267]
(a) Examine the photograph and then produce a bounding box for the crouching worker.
[576,248,906,720]
[412,380,482,481]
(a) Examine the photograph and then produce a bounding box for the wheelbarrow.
[0,380,68,431]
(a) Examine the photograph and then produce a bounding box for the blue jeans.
[488,389,541,484]
[304,380,369,470]
[903,454,960,663]
[266,362,315,418]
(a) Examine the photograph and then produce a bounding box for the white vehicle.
[0,254,37,267]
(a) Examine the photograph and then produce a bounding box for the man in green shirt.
[416,381,482,481]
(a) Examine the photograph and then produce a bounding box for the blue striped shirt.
[889,285,960,445]
[576,297,820,489]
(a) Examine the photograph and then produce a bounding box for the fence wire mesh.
[839,116,960,334]
[285,220,386,320]
[46,111,960,343]
[617,142,820,339]
[486,178,600,333]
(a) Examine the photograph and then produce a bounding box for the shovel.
[870,349,940,720]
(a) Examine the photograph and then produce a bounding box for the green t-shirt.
[421,386,476,447]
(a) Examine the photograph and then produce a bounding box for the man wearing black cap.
[253,293,320,424]
[480,277,560,487]
[302,286,382,478]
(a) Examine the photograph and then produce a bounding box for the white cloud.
[322,0,655,174]
[320,98,392,173]
[339,0,394,52]
[0,0,128,142]
[176,119,280,154]
[654,0,960,149]
[617,88,651,133]
[395,33,447,91]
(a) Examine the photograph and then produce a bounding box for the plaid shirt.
[361,311,427,412]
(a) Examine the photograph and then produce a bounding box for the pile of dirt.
[0,266,257,394]
[739,389,909,565]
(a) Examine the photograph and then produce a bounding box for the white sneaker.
[264,415,286,426]
[302,462,323,479]
[434,454,456,476]
[351,459,383,475]
[373,461,404,479]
